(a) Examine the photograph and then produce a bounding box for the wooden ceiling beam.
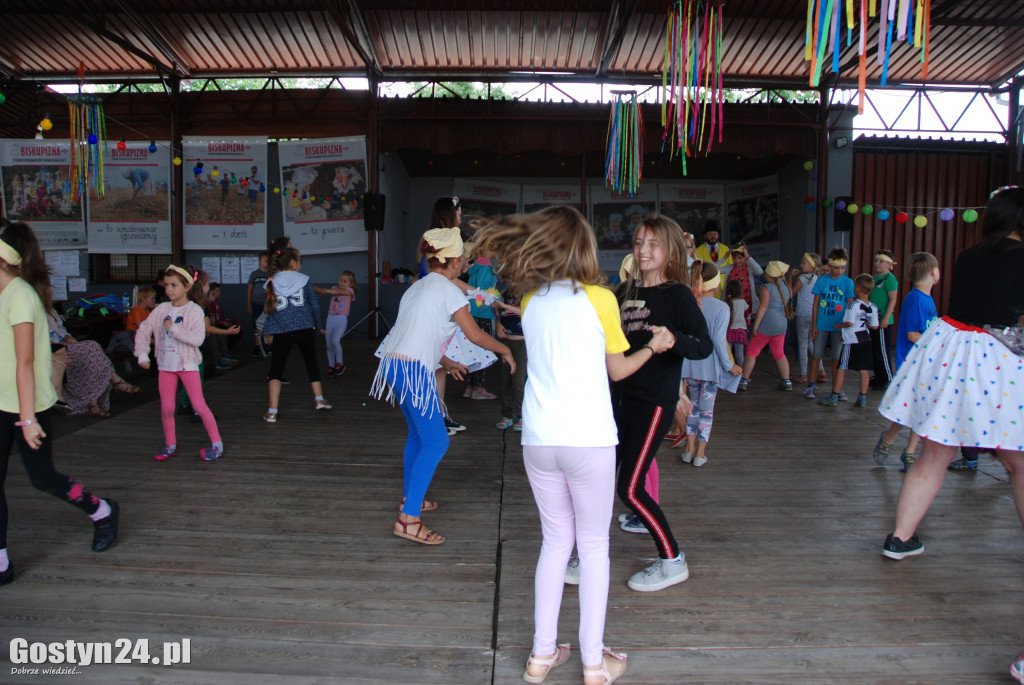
[326,0,384,80]
[596,0,640,78]
[110,0,192,78]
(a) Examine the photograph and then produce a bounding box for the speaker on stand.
[345,192,393,338]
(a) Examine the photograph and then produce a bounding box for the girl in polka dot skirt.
[877,187,1024,683]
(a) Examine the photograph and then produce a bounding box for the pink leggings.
[747,331,786,361]
[159,371,220,447]
[523,445,614,668]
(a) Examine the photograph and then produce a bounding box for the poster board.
[87,141,171,254]
[183,137,268,250]
[0,140,87,248]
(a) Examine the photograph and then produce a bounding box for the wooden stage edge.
[1,340,1022,684]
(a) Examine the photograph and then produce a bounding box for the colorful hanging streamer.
[660,0,724,175]
[605,91,645,196]
[68,96,107,201]
[805,0,932,114]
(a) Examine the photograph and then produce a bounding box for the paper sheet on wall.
[220,256,241,284]
[68,277,87,292]
[50,275,68,302]
[202,256,221,283]
[45,251,80,277]
[241,255,260,280]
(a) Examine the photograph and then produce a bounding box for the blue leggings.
[391,362,449,517]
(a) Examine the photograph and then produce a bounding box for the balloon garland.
[806,0,932,114]
[661,0,724,175]
[68,96,107,201]
[805,196,982,225]
[605,91,644,196]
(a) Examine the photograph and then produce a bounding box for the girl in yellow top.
[0,220,119,587]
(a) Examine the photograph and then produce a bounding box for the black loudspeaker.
[833,195,854,232]
[365,192,386,231]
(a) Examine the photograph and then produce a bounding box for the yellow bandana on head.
[168,264,195,288]
[828,258,848,267]
[619,253,636,282]
[422,227,464,264]
[803,252,815,267]
[703,273,722,292]
[0,239,22,266]
[875,253,895,265]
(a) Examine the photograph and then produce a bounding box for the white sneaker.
[803,386,816,399]
[564,556,580,585]
[692,455,708,467]
[681,451,694,463]
[619,514,648,534]
[627,556,690,592]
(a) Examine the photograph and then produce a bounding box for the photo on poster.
[452,179,521,235]
[281,160,366,222]
[522,186,581,214]
[183,139,269,250]
[590,197,655,250]
[89,164,169,223]
[658,184,725,243]
[2,165,82,222]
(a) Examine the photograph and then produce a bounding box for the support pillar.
[169,75,183,264]
[814,84,831,254]
[367,79,381,338]
[1008,78,1022,186]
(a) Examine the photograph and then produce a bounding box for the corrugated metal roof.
[0,1,1020,88]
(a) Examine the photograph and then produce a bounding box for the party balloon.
[963,209,979,223]
[914,215,928,228]
[806,202,816,211]
[116,139,126,151]
[803,160,814,171]
[40,118,53,131]
[877,209,890,221]
[272,186,279,194]
[0,92,6,105]
[939,208,955,221]
[211,168,219,177]
[192,166,203,175]
[809,171,818,180]
[805,195,815,204]
[847,204,859,214]
[87,133,98,145]
[173,156,182,166]
[835,200,847,211]
[148,140,157,153]
[823,198,834,208]
[861,204,874,215]
[895,212,909,223]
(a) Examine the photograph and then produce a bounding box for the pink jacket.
[134,301,206,367]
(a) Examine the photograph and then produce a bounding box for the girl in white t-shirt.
[476,206,674,685]
[724,279,748,365]
[370,228,513,546]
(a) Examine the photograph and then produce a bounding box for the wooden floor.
[2,340,1022,684]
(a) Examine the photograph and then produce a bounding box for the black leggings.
[267,328,321,383]
[613,392,680,560]
[0,410,101,549]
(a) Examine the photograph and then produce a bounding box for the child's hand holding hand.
[729,364,742,376]
[647,326,676,354]
[139,361,151,370]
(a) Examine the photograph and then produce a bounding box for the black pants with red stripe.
[613,391,679,560]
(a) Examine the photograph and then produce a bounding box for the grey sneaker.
[564,556,580,585]
[776,380,793,391]
[200,444,223,461]
[854,394,868,408]
[620,514,648,535]
[872,430,893,465]
[838,390,848,401]
[803,386,816,399]
[627,556,690,592]
[818,393,839,407]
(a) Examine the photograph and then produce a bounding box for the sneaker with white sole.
[262,412,277,423]
[882,533,924,560]
[691,455,708,467]
[838,390,848,401]
[315,399,332,410]
[627,556,690,592]
[444,416,466,432]
[803,386,816,399]
[619,514,648,534]
[471,388,497,400]
[564,556,580,585]
[681,451,694,464]
[200,445,223,461]
[616,513,632,524]
[1011,653,1024,684]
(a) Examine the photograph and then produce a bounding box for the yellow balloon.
[40,118,53,131]
[173,157,182,166]
[914,215,928,228]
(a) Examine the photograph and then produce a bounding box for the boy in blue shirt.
[872,252,940,471]
[805,247,856,399]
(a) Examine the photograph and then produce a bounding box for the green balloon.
[823,198,834,208]
[963,209,979,223]
[861,204,874,215]
[0,92,6,105]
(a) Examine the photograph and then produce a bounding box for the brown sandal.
[393,518,445,545]
[399,498,438,513]
[89,405,112,418]
[113,380,141,394]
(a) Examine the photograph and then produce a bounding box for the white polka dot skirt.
[880,317,1024,451]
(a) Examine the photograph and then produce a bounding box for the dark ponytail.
[0,219,52,311]
[264,247,301,314]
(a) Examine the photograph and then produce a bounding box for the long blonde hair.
[472,205,604,297]
[620,213,690,304]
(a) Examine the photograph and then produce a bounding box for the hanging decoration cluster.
[806,0,933,114]
[661,0,724,176]
[604,91,644,196]
[68,96,107,201]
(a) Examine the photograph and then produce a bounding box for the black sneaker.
[92,499,120,552]
[882,533,923,560]
[444,416,466,433]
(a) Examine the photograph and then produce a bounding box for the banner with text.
[0,140,87,248]
[589,185,657,271]
[278,136,368,255]
[87,141,171,254]
[183,137,268,250]
[453,179,520,233]
[726,176,780,264]
[657,183,725,242]
[522,185,582,214]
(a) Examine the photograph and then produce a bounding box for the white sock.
[667,554,684,564]
[213,441,223,450]
[0,548,9,572]
[267,408,279,415]
[89,499,112,522]
[314,395,324,402]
